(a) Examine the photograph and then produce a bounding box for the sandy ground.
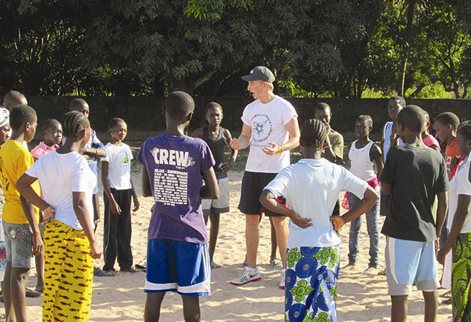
[16,167,452,321]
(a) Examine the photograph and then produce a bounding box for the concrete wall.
[27,96,471,141]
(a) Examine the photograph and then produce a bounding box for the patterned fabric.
[43,220,94,321]
[452,232,471,322]
[285,246,340,322]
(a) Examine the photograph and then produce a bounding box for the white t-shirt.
[102,143,133,190]
[265,158,368,248]
[447,158,471,233]
[242,96,298,173]
[26,151,96,230]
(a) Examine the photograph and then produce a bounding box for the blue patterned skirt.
[284,246,340,322]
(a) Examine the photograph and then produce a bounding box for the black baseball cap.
[241,66,275,83]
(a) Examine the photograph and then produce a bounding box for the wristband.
[278,146,283,154]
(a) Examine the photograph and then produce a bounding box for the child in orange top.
[434,112,461,180]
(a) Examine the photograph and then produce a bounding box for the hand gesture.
[437,241,450,265]
[262,142,279,156]
[230,138,241,150]
[289,210,312,228]
[110,199,122,215]
[220,162,233,173]
[89,241,102,259]
[132,195,140,212]
[331,215,345,232]
[43,206,55,224]
[32,232,44,256]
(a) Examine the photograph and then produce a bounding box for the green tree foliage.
[0,0,469,98]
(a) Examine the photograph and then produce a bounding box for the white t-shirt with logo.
[26,151,96,230]
[265,158,368,248]
[242,95,297,173]
[102,142,133,190]
[447,158,471,233]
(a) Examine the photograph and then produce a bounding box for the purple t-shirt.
[137,132,215,244]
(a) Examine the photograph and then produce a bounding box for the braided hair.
[457,120,471,141]
[63,111,90,138]
[299,119,328,148]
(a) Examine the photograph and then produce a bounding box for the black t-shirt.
[380,144,448,242]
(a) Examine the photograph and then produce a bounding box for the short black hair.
[389,96,406,108]
[164,91,195,121]
[69,98,88,111]
[300,119,328,148]
[4,90,27,106]
[63,111,90,138]
[41,119,61,133]
[357,115,373,128]
[457,121,471,141]
[205,102,223,115]
[108,117,126,130]
[9,105,37,131]
[314,102,331,113]
[434,112,460,130]
[396,105,425,133]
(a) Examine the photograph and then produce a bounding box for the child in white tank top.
[346,115,383,271]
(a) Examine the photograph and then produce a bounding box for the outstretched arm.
[230,124,252,150]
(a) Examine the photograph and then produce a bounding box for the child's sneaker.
[230,267,261,286]
[279,269,286,289]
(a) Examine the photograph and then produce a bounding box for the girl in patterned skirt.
[16,111,101,321]
[260,119,378,321]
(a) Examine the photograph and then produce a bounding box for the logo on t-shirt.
[251,113,272,144]
[120,152,130,165]
[150,147,194,169]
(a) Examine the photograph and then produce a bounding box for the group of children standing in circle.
[0,92,138,321]
[0,62,469,322]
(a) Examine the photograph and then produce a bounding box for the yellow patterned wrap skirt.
[43,220,94,321]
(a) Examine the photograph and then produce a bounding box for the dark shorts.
[238,171,285,217]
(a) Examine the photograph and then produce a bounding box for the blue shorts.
[144,239,211,296]
[385,237,438,296]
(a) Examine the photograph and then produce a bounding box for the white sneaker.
[230,267,261,286]
[279,269,286,289]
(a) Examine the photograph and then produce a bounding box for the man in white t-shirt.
[230,66,300,288]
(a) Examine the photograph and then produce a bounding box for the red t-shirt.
[445,139,460,180]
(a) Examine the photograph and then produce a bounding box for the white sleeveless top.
[348,140,376,181]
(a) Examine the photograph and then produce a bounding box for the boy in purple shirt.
[138,91,219,322]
